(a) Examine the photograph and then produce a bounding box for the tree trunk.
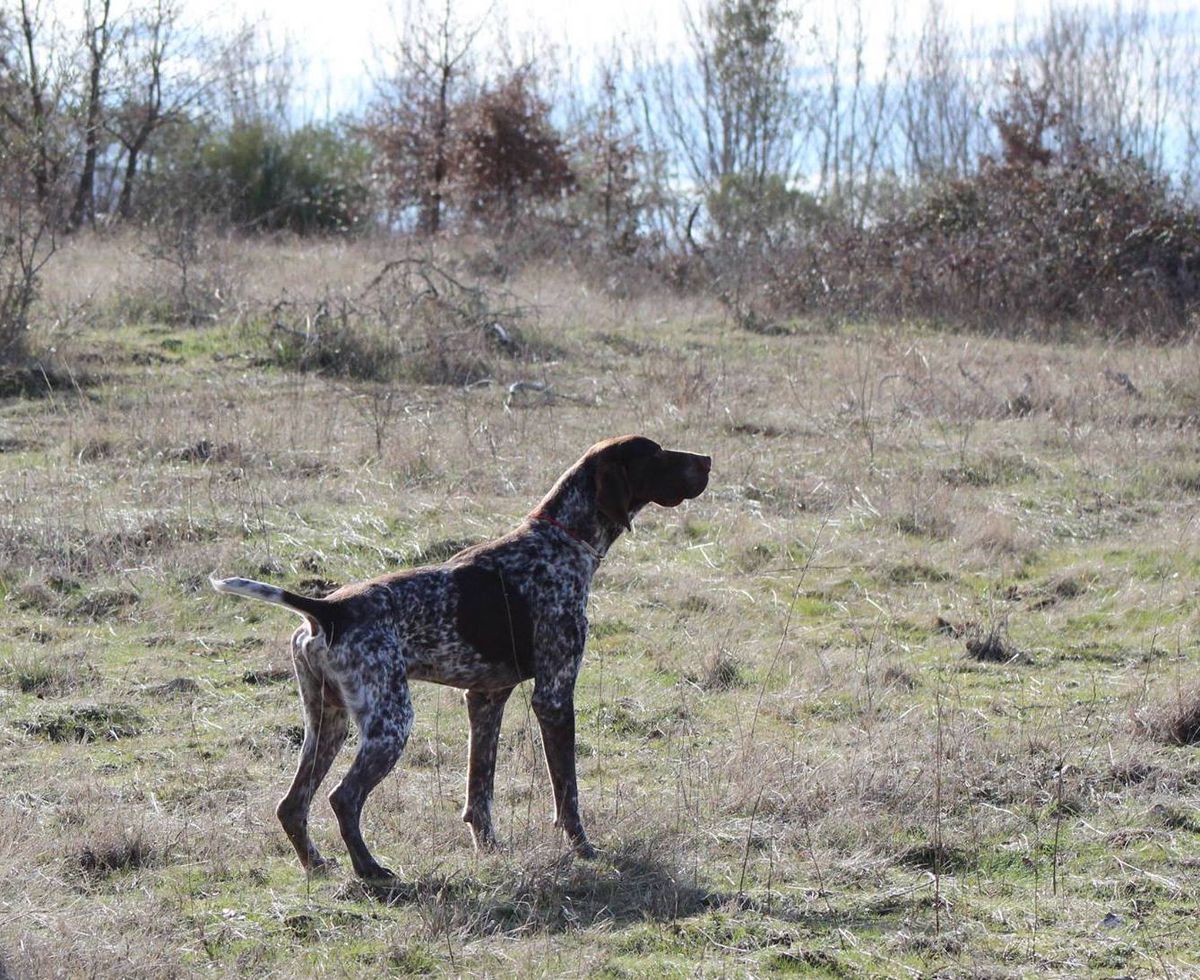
[117,143,141,219]
[69,0,112,230]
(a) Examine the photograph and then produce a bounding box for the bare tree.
[897,0,988,178]
[0,11,58,361]
[806,1,900,227]
[656,0,802,198]
[2,0,72,216]
[206,19,300,132]
[68,0,115,228]
[991,2,1179,173]
[0,189,56,362]
[110,0,201,219]
[1178,23,1200,196]
[572,54,648,253]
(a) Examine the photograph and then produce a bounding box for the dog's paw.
[306,855,339,877]
[360,863,398,883]
[469,829,501,853]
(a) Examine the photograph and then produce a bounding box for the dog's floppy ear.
[595,457,633,531]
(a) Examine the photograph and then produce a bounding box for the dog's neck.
[528,462,634,559]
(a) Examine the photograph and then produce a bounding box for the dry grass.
[1138,686,1200,747]
[1,233,1198,977]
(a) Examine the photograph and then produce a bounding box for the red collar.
[529,512,603,560]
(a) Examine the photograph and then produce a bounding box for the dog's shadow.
[333,842,721,934]
[330,843,936,945]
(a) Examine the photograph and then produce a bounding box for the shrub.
[767,156,1200,337]
[0,188,56,364]
[266,258,542,385]
[201,122,370,234]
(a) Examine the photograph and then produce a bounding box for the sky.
[187,0,1041,118]
[187,0,700,116]
[173,0,1195,124]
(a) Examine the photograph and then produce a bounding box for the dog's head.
[588,435,711,531]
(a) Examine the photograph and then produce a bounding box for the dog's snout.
[695,455,712,474]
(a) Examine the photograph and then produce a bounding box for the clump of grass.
[965,624,1030,664]
[143,677,201,698]
[387,945,440,974]
[241,667,292,685]
[1150,804,1200,832]
[1137,686,1200,746]
[934,615,972,638]
[941,452,1038,487]
[70,587,139,621]
[891,509,955,540]
[22,703,144,742]
[965,512,1036,558]
[679,593,714,613]
[591,699,687,739]
[75,437,116,462]
[1166,465,1200,494]
[0,649,95,696]
[895,841,972,873]
[723,419,786,438]
[337,836,712,935]
[698,649,745,691]
[734,541,776,571]
[886,560,951,585]
[74,826,163,881]
[767,949,846,974]
[1027,571,1094,608]
[269,316,409,382]
[10,580,60,612]
[164,439,243,464]
[0,360,82,399]
[408,537,480,565]
[882,665,917,690]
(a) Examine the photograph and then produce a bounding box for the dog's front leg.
[531,668,595,859]
[462,686,514,850]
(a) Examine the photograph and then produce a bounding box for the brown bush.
[766,157,1200,337]
[455,69,575,229]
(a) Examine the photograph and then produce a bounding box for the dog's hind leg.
[328,651,414,882]
[276,628,348,873]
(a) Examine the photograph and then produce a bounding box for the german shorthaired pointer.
[210,435,711,881]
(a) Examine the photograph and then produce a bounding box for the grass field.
[2,234,1199,977]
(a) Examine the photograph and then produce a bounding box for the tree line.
[3,0,1200,342]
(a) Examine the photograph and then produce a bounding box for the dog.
[210,435,711,881]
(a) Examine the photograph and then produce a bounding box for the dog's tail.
[209,575,333,635]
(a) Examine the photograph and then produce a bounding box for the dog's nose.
[696,455,712,474]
